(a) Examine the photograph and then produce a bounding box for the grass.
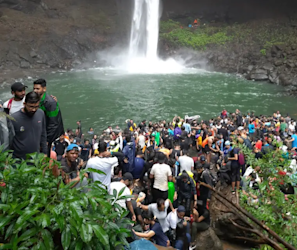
[159,19,297,51]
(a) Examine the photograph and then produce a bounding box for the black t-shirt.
[77,124,82,138]
[54,140,69,156]
[60,158,78,179]
[163,136,173,150]
[218,128,228,141]
[202,129,208,141]
[80,144,91,157]
[180,140,190,151]
[170,149,181,159]
[230,148,240,167]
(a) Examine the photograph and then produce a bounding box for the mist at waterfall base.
[96,0,202,74]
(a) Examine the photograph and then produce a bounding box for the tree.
[0,150,132,250]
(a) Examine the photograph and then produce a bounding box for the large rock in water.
[195,227,223,250]
[209,182,254,244]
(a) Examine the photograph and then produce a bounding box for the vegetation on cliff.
[160,19,297,53]
[237,141,297,249]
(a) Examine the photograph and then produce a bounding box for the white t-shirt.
[150,163,172,191]
[93,142,99,150]
[3,98,24,115]
[163,210,182,232]
[178,155,194,173]
[138,135,146,149]
[109,181,131,209]
[86,156,118,191]
[243,166,261,185]
[148,199,170,232]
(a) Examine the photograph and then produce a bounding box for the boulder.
[279,74,293,86]
[249,69,268,81]
[268,71,279,84]
[20,60,30,69]
[274,59,283,66]
[195,227,223,250]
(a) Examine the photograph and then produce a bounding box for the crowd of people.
[1,81,297,249]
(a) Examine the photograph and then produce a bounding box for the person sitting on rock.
[133,211,170,247]
[217,155,231,185]
[191,200,210,241]
[163,205,192,250]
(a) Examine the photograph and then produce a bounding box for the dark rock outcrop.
[209,182,255,245]
[195,227,223,250]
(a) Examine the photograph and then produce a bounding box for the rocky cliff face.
[0,0,128,82]
[1,0,297,91]
[160,0,297,93]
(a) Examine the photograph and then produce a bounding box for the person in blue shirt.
[133,212,170,247]
[287,131,297,150]
[248,120,255,139]
[182,120,191,134]
[223,140,233,156]
[132,151,145,179]
[168,125,174,136]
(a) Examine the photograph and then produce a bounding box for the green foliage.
[159,19,180,33]
[237,142,297,247]
[0,150,131,249]
[160,20,297,52]
[260,49,266,56]
[160,21,233,50]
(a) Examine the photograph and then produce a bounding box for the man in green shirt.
[33,79,64,156]
[280,119,287,133]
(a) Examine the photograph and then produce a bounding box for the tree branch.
[233,236,266,245]
[201,182,296,250]
[229,219,258,234]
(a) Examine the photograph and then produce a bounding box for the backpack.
[238,153,245,166]
[202,169,217,187]
[241,137,252,149]
[0,112,15,151]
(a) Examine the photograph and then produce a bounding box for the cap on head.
[122,173,133,181]
[177,205,186,213]
[225,140,231,146]
[200,155,206,161]
[11,82,27,92]
[238,126,244,131]
[66,144,79,152]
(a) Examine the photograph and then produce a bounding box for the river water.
[1,68,297,132]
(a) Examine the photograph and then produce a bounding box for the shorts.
[231,165,240,182]
[203,145,211,154]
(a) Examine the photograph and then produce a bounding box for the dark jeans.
[175,233,191,250]
[152,188,168,202]
[177,196,191,216]
[191,222,209,240]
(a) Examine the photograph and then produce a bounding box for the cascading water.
[126,0,185,74]
[129,0,159,60]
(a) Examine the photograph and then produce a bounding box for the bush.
[0,150,131,250]
[237,142,297,248]
[160,21,233,50]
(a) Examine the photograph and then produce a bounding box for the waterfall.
[129,0,160,60]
